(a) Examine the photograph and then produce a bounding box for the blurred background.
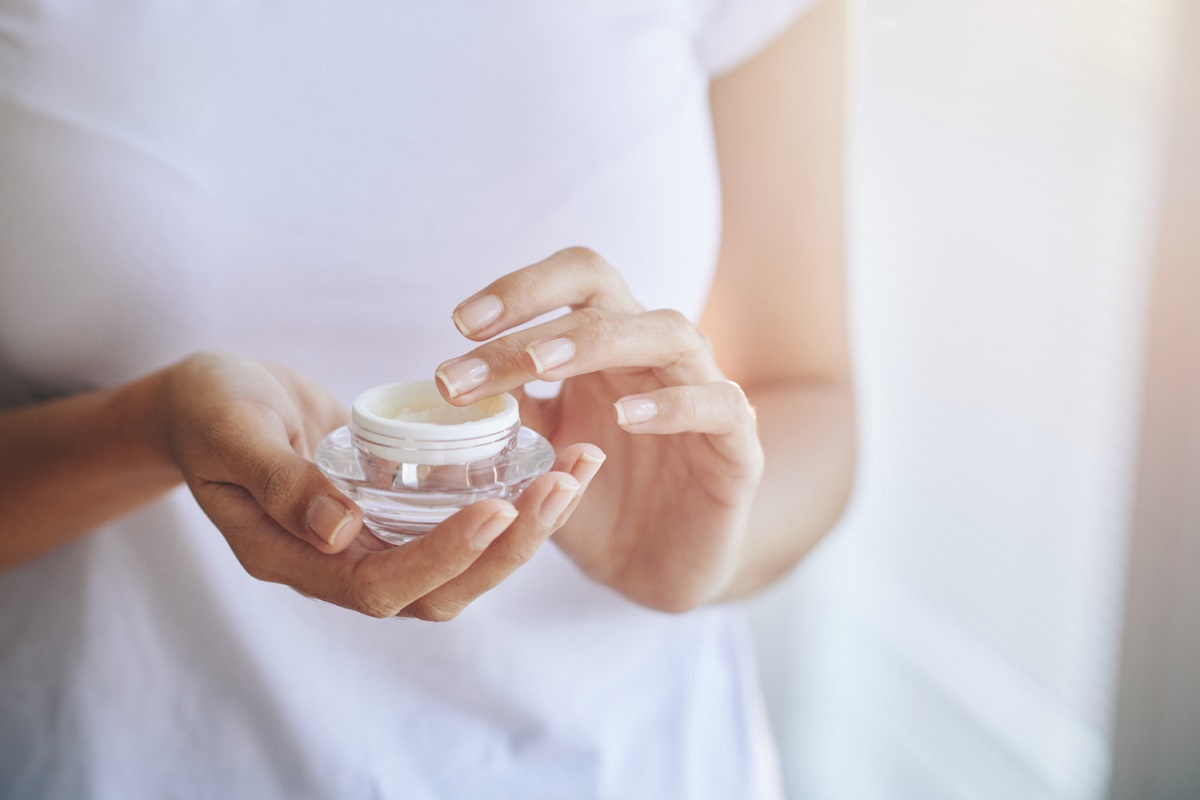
[747,0,1199,798]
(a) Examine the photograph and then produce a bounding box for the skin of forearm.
[715,379,856,602]
[0,370,181,569]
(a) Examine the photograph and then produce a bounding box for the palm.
[439,248,763,609]
[521,368,759,606]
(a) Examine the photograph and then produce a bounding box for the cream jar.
[314,381,554,545]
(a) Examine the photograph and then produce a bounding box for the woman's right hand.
[160,351,603,620]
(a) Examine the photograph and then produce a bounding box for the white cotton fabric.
[697,0,819,75]
[0,2,813,798]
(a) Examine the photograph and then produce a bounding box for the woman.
[0,0,853,797]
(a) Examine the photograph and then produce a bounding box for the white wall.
[749,1,1176,797]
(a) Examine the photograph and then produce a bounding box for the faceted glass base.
[314,425,555,546]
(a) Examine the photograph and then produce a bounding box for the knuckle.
[704,381,756,435]
[479,338,528,375]
[258,460,298,509]
[561,245,606,271]
[721,390,745,424]
[675,387,702,424]
[723,381,756,422]
[232,540,285,586]
[573,305,607,326]
[236,553,272,583]
[499,267,541,303]
[650,308,708,360]
[500,536,542,569]
[350,580,400,619]
[640,584,707,614]
[652,596,702,615]
[355,598,399,620]
[720,379,749,408]
[565,307,611,343]
[655,307,691,329]
[576,309,616,346]
[562,247,629,298]
[409,597,463,623]
[186,348,228,369]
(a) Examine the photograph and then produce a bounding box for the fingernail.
[573,450,606,483]
[537,477,579,526]
[453,295,504,336]
[436,357,489,398]
[526,337,575,374]
[615,397,658,425]
[474,508,518,548]
[308,494,354,545]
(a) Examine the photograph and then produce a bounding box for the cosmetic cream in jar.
[314,381,554,545]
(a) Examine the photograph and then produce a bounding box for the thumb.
[233,444,363,554]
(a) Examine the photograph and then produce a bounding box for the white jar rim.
[350,381,519,464]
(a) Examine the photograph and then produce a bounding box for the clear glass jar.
[314,381,555,545]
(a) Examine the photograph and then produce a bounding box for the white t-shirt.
[0,2,814,797]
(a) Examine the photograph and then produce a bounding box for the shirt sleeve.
[693,0,821,78]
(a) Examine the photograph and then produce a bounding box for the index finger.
[450,247,642,341]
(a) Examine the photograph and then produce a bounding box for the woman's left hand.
[435,247,764,611]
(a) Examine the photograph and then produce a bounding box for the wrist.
[0,367,185,568]
[108,367,183,484]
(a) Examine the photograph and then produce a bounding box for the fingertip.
[451,316,494,344]
[434,367,462,401]
[544,470,582,492]
[614,396,659,428]
[575,445,606,465]
[326,509,363,552]
[431,371,477,408]
[433,378,452,405]
[517,470,579,508]
[434,357,489,402]
[535,472,581,526]
[451,311,472,338]
[524,337,575,376]
[307,493,361,551]
[555,443,605,485]
[452,295,505,340]
[471,500,519,548]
